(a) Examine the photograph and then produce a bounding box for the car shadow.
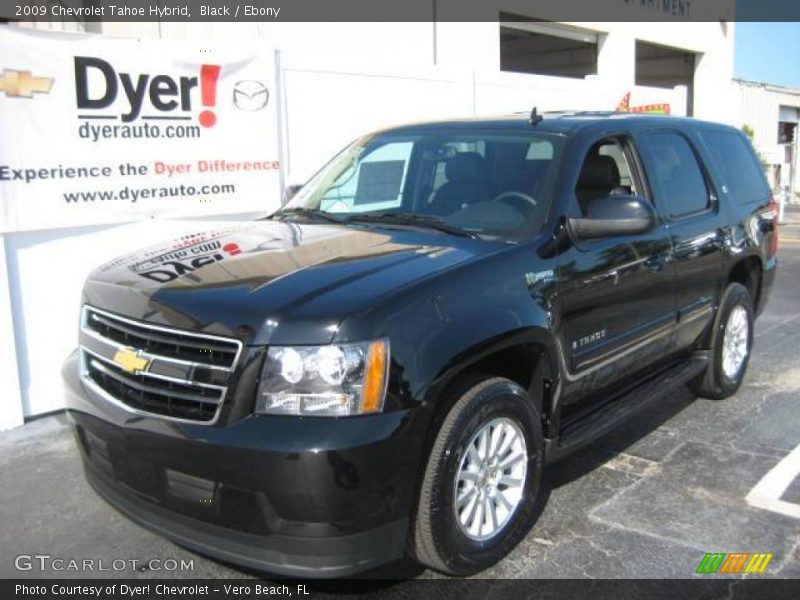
[544,386,697,489]
[190,552,425,590]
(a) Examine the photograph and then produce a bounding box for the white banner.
[0,26,282,233]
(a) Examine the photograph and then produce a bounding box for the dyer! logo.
[135,240,243,283]
[74,57,221,127]
[696,552,773,574]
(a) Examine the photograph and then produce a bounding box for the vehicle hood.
[83,220,499,345]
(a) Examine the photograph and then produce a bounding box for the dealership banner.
[0,26,281,233]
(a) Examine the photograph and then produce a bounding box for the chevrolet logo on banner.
[112,348,150,374]
[0,69,54,98]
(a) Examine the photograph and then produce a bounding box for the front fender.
[334,244,561,413]
[423,324,561,408]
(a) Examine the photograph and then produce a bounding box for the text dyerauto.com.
[14,553,194,572]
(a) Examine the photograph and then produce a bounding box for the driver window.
[575,137,639,216]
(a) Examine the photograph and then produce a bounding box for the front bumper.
[63,352,426,577]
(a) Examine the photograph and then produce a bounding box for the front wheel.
[691,282,754,399]
[411,377,543,576]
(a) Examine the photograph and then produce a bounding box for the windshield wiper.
[268,207,346,224]
[344,212,479,239]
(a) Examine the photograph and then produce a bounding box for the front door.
[557,134,676,400]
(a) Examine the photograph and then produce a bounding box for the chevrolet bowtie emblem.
[112,348,150,374]
[0,69,54,98]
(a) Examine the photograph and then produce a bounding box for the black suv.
[64,112,777,577]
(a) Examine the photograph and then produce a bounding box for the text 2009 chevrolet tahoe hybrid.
[64,112,777,577]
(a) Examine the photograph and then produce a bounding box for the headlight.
[256,339,389,417]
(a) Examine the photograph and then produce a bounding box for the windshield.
[280,128,564,239]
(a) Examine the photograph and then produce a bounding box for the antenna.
[529,106,543,126]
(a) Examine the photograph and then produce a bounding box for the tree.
[742,124,769,169]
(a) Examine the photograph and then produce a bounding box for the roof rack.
[511,109,671,120]
[543,110,622,117]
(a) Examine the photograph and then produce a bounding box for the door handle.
[645,252,670,271]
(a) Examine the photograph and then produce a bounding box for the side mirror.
[282,184,303,205]
[567,195,655,241]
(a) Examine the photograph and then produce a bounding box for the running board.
[545,355,708,463]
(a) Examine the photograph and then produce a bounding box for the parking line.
[755,313,800,340]
[746,443,800,519]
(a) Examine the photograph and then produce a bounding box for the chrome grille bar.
[86,355,224,405]
[79,305,243,424]
[84,306,242,371]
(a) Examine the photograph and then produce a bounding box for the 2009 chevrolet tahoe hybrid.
[64,112,777,577]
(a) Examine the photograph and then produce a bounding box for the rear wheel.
[412,377,543,576]
[691,282,754,399]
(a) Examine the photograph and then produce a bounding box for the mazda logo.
[232,80,269,111]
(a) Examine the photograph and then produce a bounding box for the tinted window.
[701,131,770,204]
[285,130,563,239]
[648,133,709,218]
[574,137,641,216]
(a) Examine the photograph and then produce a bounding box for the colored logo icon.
[696,552,773,574]
[0,69,53,98]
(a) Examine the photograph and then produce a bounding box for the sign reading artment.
[0,26,281,233]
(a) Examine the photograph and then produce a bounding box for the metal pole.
[793,125,799,205]
[274,49,287,205]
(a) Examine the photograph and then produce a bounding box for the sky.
[735,22,800,88]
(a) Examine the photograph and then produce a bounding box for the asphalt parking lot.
[2,215,800,581]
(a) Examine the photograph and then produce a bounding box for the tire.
[690,282,754,400]
[412,377,544,576]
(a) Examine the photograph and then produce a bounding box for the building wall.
[736,80,800,149]
[19,17,737,122]
[0,235,24,429]
[735,79,800,197]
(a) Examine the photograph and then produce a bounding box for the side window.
[526,141,554,160]
[320,141,413,213]
[575,137,639,216]
[598,143,635,189]
[647,132,710,219]
[700,131,770,204]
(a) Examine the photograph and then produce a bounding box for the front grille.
[79,306,242,424]
[86,309,239,370]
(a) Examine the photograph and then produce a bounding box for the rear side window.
[647,132,709,219]
[700,131,770,204]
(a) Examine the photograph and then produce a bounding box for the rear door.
[638,129,722,350]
